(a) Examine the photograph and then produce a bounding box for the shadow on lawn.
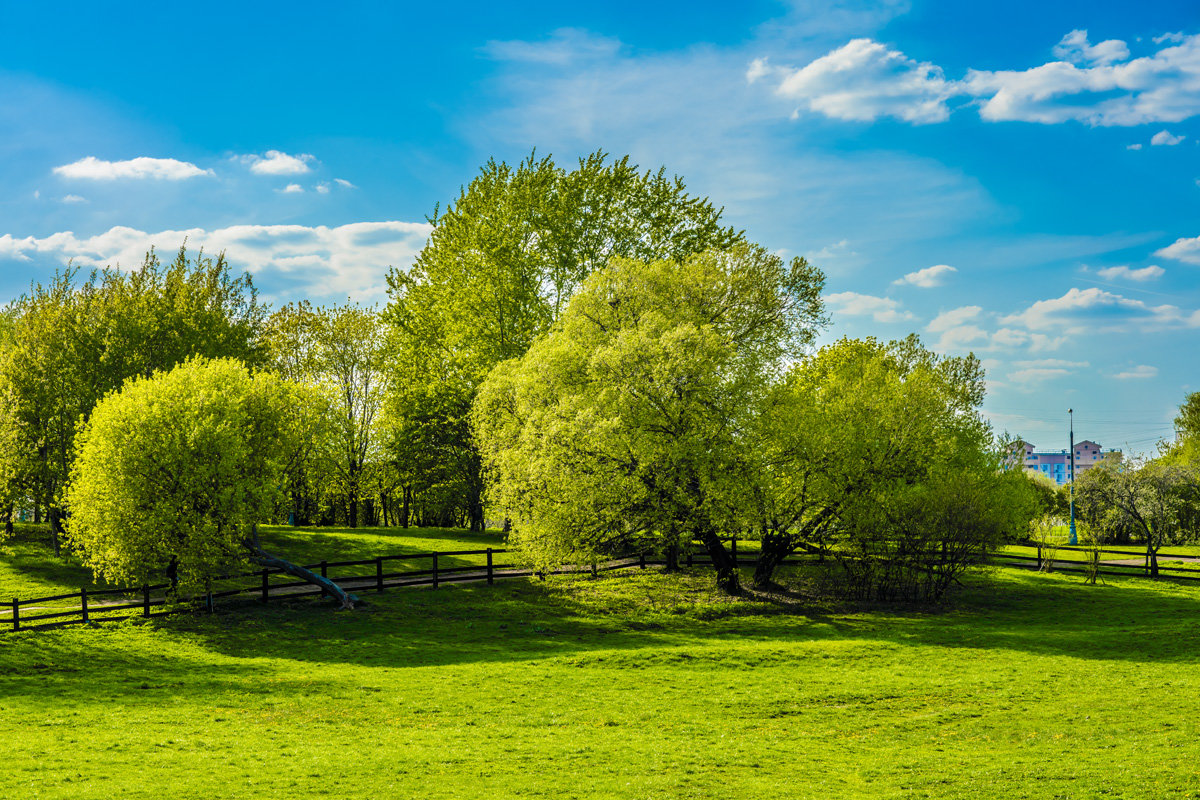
[161,564,1200,671]
[5,563,1198,700]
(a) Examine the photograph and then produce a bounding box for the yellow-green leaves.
[474,245,826,573]
[65,358,312,589]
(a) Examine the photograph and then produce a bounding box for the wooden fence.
[992,543,1200,582]
[5,539,1197,633]
[1,547,535,633]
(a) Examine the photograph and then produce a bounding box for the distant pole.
[1068,408,1078,546]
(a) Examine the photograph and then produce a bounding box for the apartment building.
[1014,439,1118,485]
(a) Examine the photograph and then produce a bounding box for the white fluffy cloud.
[764,30,1200,127]
[775,38,956,123]
[825,291,915,322]
[241,150,316,176]
[893,263,956,287]
[1052,29,1130,66]
[1094,264,1164,281]
[53,156,212,180]
[1001,287,1196,331]
[280,183,304,194]
[1151,130,1186,145]
[1007,358,1089,385]
[0,221,431,302]
[927,305,981,332]
[1155,236,1200,265]
[1113,364,1158,379]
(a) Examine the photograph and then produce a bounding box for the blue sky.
[2,0,1198,453]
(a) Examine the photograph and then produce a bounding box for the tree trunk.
[242,527,362,610]
[699,529,740,594]
[753,540,788,589]
[3,504,12,536]
[401,485,411,528]
[663,543,679,572]
[48,506,62,556]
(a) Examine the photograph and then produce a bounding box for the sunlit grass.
[4,549,1200,798]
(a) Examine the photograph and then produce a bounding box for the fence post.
[376,557,384,592]
[320,560,327,579]
[81,587,89,624]
[487,548,494,585]
[143,585,151,618]
[11,597,18,632]
[640,552,646,569]
[261,569,269,603]
[432,553,439,589]
[591,561,598,578]
[687,550,693,568]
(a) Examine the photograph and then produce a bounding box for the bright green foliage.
[264,302,387,527]
[750,336,1036,598]
[1075,454,1199,574]
[474,245,826,591]
[384,151,745,530]
[65,358,314,589]
[0,248,264,547]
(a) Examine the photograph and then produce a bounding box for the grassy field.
[4,527,1200,798]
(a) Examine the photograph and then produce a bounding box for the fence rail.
[5,538,1196,633]
[0,547,531,633]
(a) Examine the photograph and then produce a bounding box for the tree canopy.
[0,247,265,549]
[746,336,1035,598]
[65,357,357,607]
[383,151,746,529]
[474,244,826,593]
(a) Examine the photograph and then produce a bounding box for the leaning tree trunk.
[241,526,362,610]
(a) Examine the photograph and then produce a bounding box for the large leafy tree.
[0,248,265,550]
[384,151,745,529]
[744,336,1034,597]
[65,357,359,608]
[473,245,826,593]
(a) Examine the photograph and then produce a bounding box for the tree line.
[4,150,1151,604]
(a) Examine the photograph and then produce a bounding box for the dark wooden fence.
[1,547,535,633]
[6,538,1196,633]
[991,544,1200,582]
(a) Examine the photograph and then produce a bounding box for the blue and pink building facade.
[1015,439,1119,486]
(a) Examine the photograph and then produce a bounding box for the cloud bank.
[0,221,431,302]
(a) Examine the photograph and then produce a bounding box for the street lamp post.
[1068,408,1077,546]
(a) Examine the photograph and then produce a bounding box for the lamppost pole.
[1068,408,1077,546]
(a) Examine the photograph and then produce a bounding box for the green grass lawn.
[4,526,1200,798]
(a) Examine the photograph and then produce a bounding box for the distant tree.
[264,302,387,527]
[65,358,359,608]
[474,245,826,594]
[384,151,745,530]
[1075,455,1198,577]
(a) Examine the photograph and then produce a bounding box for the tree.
[1075,454,1198,577]
[65,358,359,608]
[745,336,1035,598]
[0,248,265,551]
[384,151,745,529]
[263,302,387,527]
[473,244,826,593]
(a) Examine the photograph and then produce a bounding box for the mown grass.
[4,533,1200,798]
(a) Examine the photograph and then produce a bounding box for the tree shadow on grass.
[6,564,1198,696]
[171,564,1200,669]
